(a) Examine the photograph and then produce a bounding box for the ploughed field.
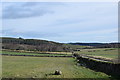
[2,56,109,78]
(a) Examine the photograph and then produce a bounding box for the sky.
[1,2,118,43]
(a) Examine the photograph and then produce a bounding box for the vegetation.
[1,51,72,57]
[76,48,118,59]
[69,43,120,48]
[2,56,110,78]
[64,44,92,50]
[1,37,71,52]
[1,49,72,54]
[1,37,119,78]
[2,37,119,52]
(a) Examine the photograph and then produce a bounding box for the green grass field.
[2,56,109,78]
[77,48,118,59]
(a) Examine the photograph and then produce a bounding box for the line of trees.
[69,43,120,48]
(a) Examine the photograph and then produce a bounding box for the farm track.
[79,54,116,63]
[74,53,119,63]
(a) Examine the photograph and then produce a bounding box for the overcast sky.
[1,2,118,43]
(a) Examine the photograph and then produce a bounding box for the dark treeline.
[69,43,120,48]
[1,37,71,52]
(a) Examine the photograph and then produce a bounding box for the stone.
[54,70,62,75]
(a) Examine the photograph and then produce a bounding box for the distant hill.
[1,37,119,52]
[1,37,71,52]
[69,43,120,48]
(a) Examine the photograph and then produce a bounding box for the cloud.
[65,28,118,36]
[2,2,54,19]
[2,29,61,38]
[2,2,118,43]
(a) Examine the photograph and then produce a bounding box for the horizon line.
[0,36,119,44]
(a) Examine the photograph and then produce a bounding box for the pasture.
[2,56,109,78]
[77,48,118,59]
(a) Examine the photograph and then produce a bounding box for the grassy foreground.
[2,56,109,78]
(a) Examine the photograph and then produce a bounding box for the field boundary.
[2,49,71,55]
[76,54,118,63]
[1,78,112,80]
[73,53,120,78]
[1,54,72,57]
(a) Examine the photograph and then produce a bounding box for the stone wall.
[73,53,120,78]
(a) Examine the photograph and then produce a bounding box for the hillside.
[1,37,71,52]
[1,37,119,52]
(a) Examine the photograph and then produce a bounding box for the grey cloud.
[2,2,54,19]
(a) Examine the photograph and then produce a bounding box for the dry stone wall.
[73,53,120,77]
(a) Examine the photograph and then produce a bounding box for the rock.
[16,74,20,77]
[54,70,62,75]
